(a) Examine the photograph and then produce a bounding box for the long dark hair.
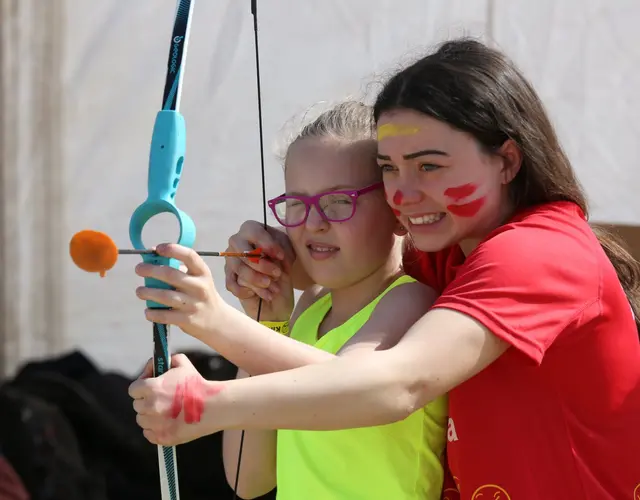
[373,38,640,330]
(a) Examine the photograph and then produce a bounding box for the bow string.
[233,1,270,498]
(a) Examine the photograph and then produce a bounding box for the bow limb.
[128,2,196,499]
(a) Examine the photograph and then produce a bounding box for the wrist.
[203,379,237,432]
[259,320,289,336]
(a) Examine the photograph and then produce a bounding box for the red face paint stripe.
[392,190,404,205]
[447,197,486,217]
[443,183,477,201]
[391,208,401,216]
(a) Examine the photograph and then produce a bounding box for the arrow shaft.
[118,249,262,258]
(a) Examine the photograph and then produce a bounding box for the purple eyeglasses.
[267,182,384,227]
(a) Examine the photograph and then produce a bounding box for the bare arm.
[203,281,434,376]
[205,307,508,432]
[222,369,277,499]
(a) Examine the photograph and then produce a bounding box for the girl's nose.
[387,186,423,207]
[305,205,328,232]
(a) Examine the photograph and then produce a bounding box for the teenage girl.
[131,101,447,499]
[131,39,640,499]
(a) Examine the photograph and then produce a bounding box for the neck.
[328,250,404,323]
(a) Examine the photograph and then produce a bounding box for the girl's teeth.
[408,213,444,225]
[310,246,337,252]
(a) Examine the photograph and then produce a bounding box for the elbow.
[223,469,273,500]
[222,447,276,499]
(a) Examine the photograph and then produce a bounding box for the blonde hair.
[276,101,375,166]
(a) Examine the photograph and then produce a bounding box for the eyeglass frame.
[267,182,384,228]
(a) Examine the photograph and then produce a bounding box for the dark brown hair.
[373,38,640,330]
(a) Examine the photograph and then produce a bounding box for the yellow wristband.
[259,320,289,335]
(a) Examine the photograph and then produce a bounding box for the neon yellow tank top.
[276,275,448,500]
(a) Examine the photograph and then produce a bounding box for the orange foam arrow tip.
[69,230,118,278]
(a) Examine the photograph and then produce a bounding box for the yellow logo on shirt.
[471,484,511,499]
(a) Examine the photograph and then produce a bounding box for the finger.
[170,353,190,368]
[235,261,274,290]
[224,262,266,299]
[225,276,257,300]
[133,398,150,415]
[225,248,284,281]
[143,429,160,445]
[129,378,153,399]
[154,243,211,278]
[143,308,187,326]
[229,222,285,261]
[136,286,196,310]
[237,275,273,301]
[135,261,202,291]
[136,413,155,430]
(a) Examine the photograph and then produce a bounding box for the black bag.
[0,453,30,500]
[0,384,107,500]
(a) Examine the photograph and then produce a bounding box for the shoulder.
[371,279,437,320]
[434,202,605,363]
[338,278,438,355]
[465,201,600,289]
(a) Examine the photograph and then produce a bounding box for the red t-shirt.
[404,201,640,500]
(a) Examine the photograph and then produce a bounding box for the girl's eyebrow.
[377,149,449,161]
[287,184,357,196]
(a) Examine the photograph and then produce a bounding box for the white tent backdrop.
[2,0,638,375]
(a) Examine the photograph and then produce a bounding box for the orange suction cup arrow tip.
[69,230,119,278]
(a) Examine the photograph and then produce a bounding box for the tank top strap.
[290,274,416,351]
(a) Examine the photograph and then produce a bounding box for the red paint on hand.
[392,190,404,205]
[447,197,486,217]
[168,375,223,424]
[443,183,477,201]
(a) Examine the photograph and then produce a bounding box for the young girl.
[131,101,448,499]
[130,39,640,499]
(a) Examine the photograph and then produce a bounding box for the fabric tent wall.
[0,0,637,376]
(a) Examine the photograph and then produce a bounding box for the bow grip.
[129,109,196,309]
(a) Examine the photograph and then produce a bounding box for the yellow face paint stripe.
[377,123,419,140]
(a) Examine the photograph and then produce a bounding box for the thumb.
[170,353,190,368]
[139,358,154,379]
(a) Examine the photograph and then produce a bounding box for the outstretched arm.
[208,307,508,432]
[206,280,435,376]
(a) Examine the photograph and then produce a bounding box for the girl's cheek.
[384,189,402,216]
[442,182,486,218]
[392,190,404,205]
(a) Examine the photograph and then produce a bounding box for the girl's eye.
[378,163,395,172]
[420,163,441,172]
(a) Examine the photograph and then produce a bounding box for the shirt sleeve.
[403,245,462,295]
[431,225,601,364]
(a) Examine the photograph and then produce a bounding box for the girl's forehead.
[286,138,378,189]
